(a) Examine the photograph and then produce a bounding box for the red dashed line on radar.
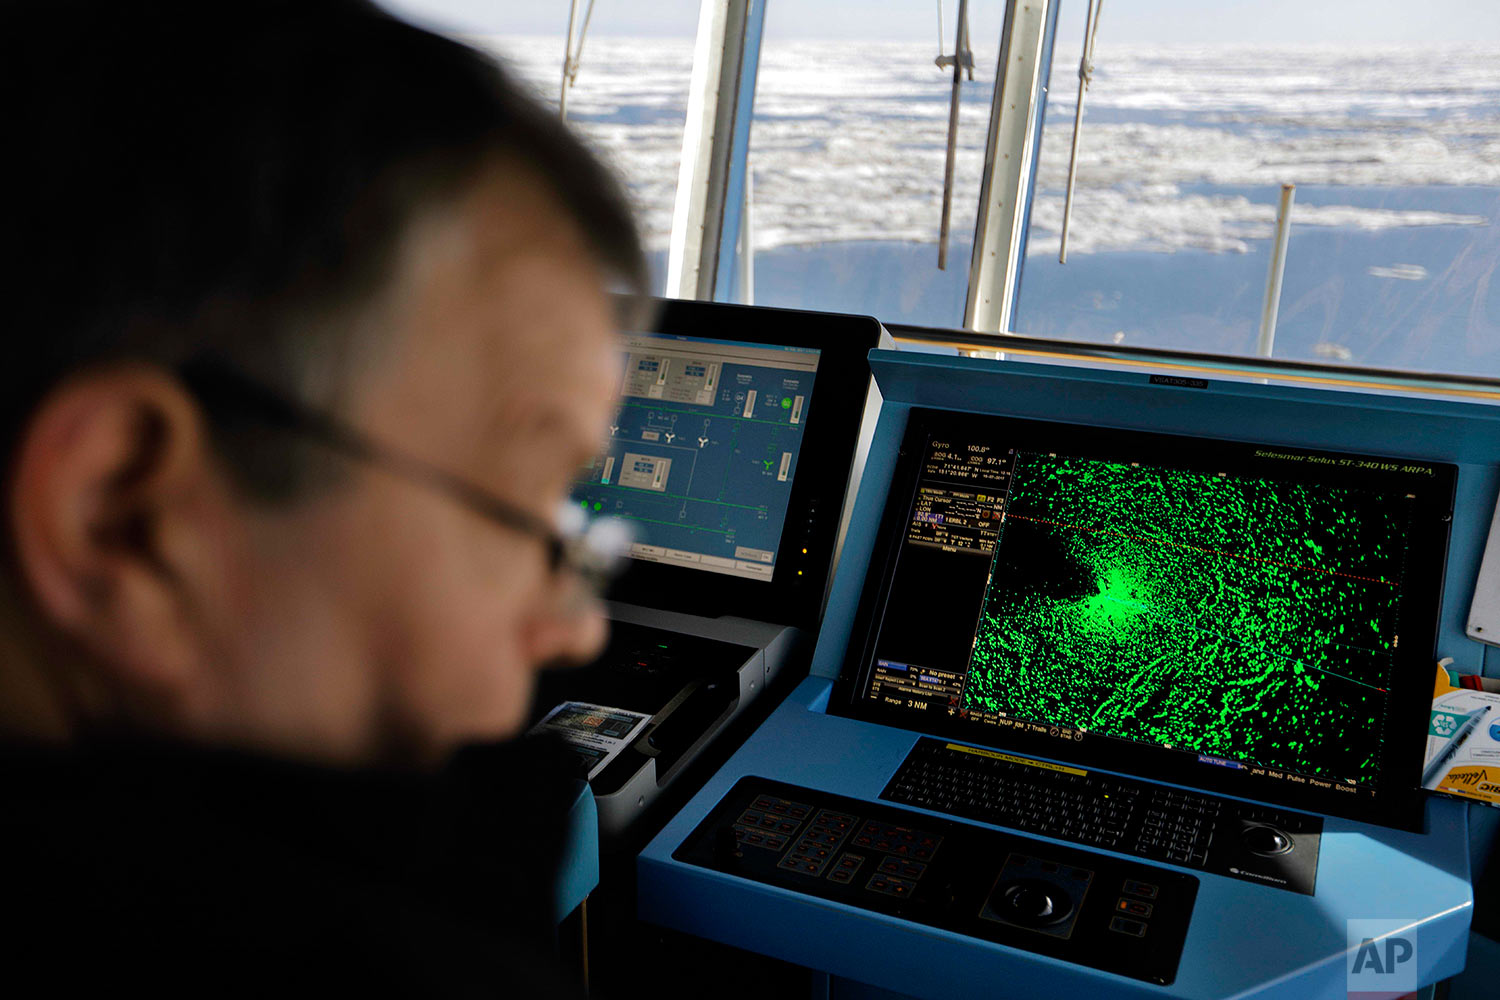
[1005,513,1397,587]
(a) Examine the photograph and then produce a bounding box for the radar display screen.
[572,333,820,583]
[843,409,1454,824]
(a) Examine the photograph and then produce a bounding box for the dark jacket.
[1,733,585,997]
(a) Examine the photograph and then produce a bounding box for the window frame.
[674,0,1061,335]
[664,0,767,301]
[673,1,1500,392]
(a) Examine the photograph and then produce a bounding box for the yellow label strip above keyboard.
[944,743,1089,777]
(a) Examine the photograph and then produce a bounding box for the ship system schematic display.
[964,452,1411,787]
[857,420,1449,802]
[573,333,819,582]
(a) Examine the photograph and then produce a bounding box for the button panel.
[677,776,1201,987]
[777,853,829,876]
[867,874,918,897]
[753,795,813,821]
[736,807,803,835]
[877,856,928,880]
[731,825,791,851]
[828,852,866,884]
[852,819,943,862]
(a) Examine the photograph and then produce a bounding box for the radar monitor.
[835,408,1455,827]
[573,333,820,583]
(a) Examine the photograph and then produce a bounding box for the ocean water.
[484,37,1500,378]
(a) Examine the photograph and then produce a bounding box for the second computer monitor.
[577,298,882,629]
[575,332,820,584]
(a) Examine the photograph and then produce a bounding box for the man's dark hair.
[2,0,646,499]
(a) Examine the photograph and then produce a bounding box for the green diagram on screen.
[963,453,1410,785]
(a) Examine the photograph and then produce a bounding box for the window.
[381,1,1500,382]
[1013,1,1500,379]
[378,0,701,293]
[740,2,1014,326]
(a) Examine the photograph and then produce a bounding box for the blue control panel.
[574,333,820,583]
[639,350,1498,1000]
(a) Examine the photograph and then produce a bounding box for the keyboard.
[881,738,1320,889]
[884,738,1156,852]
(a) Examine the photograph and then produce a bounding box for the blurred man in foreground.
[1,1,643,992]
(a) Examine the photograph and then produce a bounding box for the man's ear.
[9,365,227,703]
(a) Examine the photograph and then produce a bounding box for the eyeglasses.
[176,358,633,591]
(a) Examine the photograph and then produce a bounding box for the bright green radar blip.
[962,454,1409,785]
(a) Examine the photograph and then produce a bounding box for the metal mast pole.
[937,0,970,270]
[560,0,583,120]
[1059,0,1103,263]
[1257,183,1297,359]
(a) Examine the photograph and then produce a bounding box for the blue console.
[638,350,1499,999]
[553,778,599,924]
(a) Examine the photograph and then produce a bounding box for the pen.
[1422,705,1492,788]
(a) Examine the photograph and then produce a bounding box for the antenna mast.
[936,0,974,269]
[1059,0,1104,263]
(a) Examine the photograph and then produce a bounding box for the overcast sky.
[380,1,1500,45]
